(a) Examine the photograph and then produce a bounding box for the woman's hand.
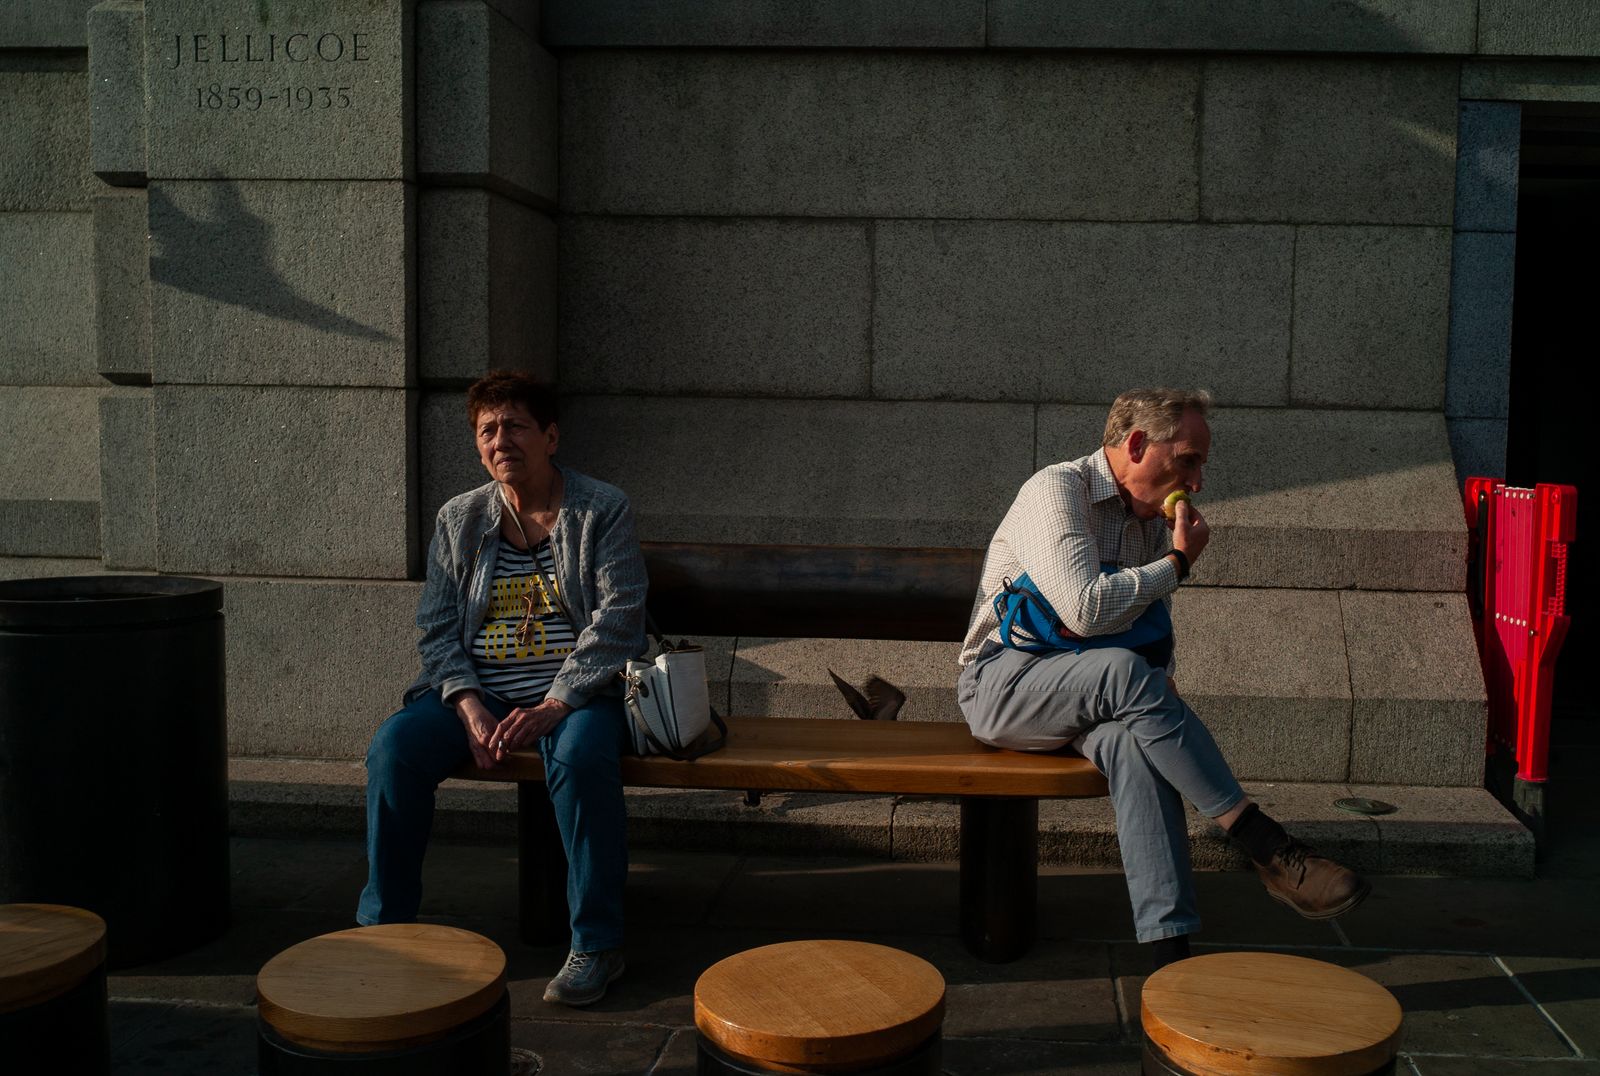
[453,692,500,770]
[494,698,574,761]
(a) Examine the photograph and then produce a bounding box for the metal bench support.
[959,797,1038,963]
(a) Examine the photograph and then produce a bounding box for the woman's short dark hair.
[466,371,559,430]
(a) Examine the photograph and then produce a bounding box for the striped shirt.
[959,448,1181,667]
[471,539,578,704]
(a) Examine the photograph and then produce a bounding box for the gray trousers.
[957,641,1245,942]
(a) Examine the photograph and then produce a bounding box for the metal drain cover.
[1334,796,1398,816]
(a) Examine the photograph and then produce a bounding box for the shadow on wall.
[148,181,392,343]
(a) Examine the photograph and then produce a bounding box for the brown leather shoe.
[1255,839,1371,919]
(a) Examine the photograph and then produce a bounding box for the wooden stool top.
[1142,952,1402,1076]
[695,940,945,1072]
[0,904,107,1014]
[257,924,506,1053]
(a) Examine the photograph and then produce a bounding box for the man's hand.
[454,692,500,770]
[493,698,573,761]
[1172,499,1210,564]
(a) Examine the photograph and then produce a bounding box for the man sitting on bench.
[956,387,1369,969]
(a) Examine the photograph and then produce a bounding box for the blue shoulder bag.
[993,562,1173,667]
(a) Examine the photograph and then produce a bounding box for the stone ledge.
[227,758,1534,877]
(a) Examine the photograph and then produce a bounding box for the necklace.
[497,483,566,644]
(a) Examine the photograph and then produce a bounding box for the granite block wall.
[4,0,1591,789]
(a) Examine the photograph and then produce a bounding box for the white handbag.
[621,640,727,760]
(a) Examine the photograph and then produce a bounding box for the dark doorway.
[1505,104,1600,724]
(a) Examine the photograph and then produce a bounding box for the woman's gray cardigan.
[404,465,649,710]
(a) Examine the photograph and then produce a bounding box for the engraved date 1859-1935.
[195,84,352,111]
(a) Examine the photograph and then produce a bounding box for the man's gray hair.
[1102,388,1213,447]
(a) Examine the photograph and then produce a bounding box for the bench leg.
[959,797,1038,963]
[517,781,570,946]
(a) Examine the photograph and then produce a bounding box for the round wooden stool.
[694,940,945,1074]
[256,924,509,1075]
[0,903,110,1075]
[1141,952,1402,1075]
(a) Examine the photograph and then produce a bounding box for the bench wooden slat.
[459,717,1108,798]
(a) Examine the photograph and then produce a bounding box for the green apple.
[1162,489,1191,521]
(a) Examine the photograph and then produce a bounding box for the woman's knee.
[366,701,458,780]
[546,702,624,779]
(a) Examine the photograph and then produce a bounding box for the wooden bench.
[458,541,1111,963]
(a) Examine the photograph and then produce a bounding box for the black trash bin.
[0,576,229,967]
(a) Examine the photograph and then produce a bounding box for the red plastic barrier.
[1463,478,1577,784]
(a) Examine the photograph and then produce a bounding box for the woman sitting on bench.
[357,371,648,1007]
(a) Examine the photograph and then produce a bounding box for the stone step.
[205,583,1482,786]
[228,758,1533,878]
[721,587,1486,787]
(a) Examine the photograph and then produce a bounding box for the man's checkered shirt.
[959,448,1182,667]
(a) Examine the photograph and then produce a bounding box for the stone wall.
[4,0,1599,785]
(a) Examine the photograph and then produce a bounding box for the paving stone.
[1500,955,1600,1056]
[1047,406,1468,591]
[1343,591,1488,787]
[1202,57,1457,225]
[1290,225,1453,409]
[1462,58,1600,103]
[1187,867,1355,948]
[988,0,1476,53]
[1449,418,1508,487]
[223,578,422,757]
[1446,232,1516,420]
[730,637,962,724]
[1479,0,1600,57]
[561,217,871,398]
[1335,950,1573,1058]
[1410,1059,1600,1075]
[1351,784,1534,877]
[545,0,985,47]
[509,1021,674,1074]
[0,68,96,211]
[229,836,366,911]
[143,0,412,180]
[709,856,958,936]
[1340,874,1600,957]
[88,0,147,185]
[0,0,97,46]
[151,386,417,577]
[98,391,156,569]
[108,1000,258,1075]
[0,211,96,385]
[941,941,1119,1043]
[562,51,1198,220]
[94,187,151,384]
[556,396,1036,548]
[943,1037,1141,1074]
[417,0,556,205]
[873,222,1292,404]
[419,188,555,384]
[109,904,357,1006]
[148,180,415,387]
[1455,103,1521,234]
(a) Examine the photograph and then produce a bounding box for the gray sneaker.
[542,948,625,1006]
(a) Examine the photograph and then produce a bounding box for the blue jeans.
[957,642,1245,943]
[357,689,630,952]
